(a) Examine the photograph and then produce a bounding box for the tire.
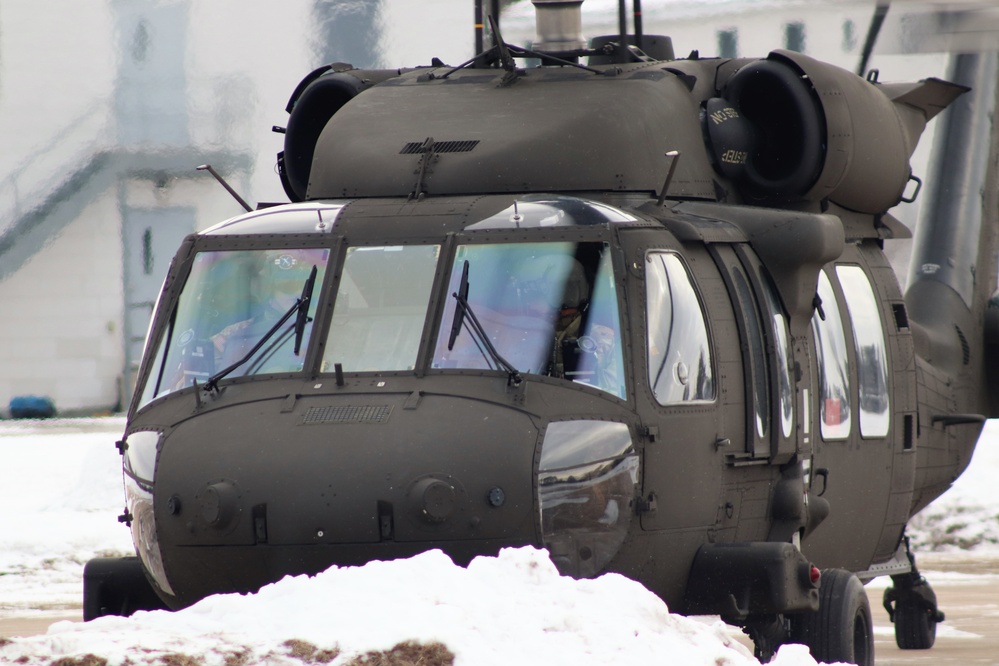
[793,568,874,666]
[895,601,936,650]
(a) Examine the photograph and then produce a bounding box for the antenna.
[197,164,253,212]
[657,151,681,206]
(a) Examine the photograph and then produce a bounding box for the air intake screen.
[303,405,392,424]
[400,140,480,154]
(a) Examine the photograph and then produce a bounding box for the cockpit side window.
[836,264,890,438]
[811,269,852,440]
[432,241,626,399]
[645,252,715,405]
[138,247,331,406]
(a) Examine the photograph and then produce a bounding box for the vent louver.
[400,140,480,154]
[303,405,393,425]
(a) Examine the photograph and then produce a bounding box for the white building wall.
[0,189,124,413]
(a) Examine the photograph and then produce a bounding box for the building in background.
[0,0,965,414]
[0,0,319,415]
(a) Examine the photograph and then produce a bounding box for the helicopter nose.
[150,389,542,604]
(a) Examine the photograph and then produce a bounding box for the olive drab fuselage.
[104,11,999,662]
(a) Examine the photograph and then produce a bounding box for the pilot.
[513,254,619,389]
[211,249,319,373]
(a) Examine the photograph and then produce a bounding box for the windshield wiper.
[447,260,471,350]
[448,260,523,386]
[294,265,319,354]
[203,265,318,393]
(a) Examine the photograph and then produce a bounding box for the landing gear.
[883,536,945,650]
[792,568,874,666]
[744,569,873,665]
[743,615,790,663]
[83,557,170,620]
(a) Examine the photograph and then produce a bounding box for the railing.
[0,103,112,241]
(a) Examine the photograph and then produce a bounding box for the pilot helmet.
[514,253,589,312]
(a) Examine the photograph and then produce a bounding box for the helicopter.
[82,1,999,664]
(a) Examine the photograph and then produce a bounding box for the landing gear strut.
[743,614,790,663]
[883,536,945,650]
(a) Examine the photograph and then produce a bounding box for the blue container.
[9,395,57,419]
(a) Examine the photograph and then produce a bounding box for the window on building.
[785,21,806,53]
[842,19,857,52]
[717,29,738,58]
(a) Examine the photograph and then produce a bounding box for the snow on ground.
[908,420,999,552]
[907,421,999,552]
[0,417,133,620]
[1,416,997,665]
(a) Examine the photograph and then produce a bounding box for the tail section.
[905,52,999,514]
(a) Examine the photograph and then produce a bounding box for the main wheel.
[793,568,874,666]
[895,601,937,649]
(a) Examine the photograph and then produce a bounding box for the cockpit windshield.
[431,241,626,399]
[138,247,330,405]
[136,236,627,408]
[321,245,441,372]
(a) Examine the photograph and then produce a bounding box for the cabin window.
[836,265,890,438]
[727,263,770,441]
[321,245,441,372]
[761,275,794,439]
[138,247,331,405]
[811,270,852,440]
[645,252,715,405]
[432,241,625,399]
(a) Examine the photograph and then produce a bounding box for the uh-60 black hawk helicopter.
[84,1,999,663]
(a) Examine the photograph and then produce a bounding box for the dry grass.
[344,640,455,666]
[222,648,252,666]
[49,656,108,666]
[282,639,341,664]
[156,654,204,666]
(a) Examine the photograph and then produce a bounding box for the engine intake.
[706,50,967,213]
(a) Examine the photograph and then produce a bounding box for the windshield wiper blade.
[294,265,319,354]
[203,267,316,393]
[447,261,471,351]
[448,260,522,386]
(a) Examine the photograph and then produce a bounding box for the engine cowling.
[704,50,968,213]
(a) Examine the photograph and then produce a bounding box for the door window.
[645,252,715,405]
[811,270,852,439]
[836,265,890,438]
